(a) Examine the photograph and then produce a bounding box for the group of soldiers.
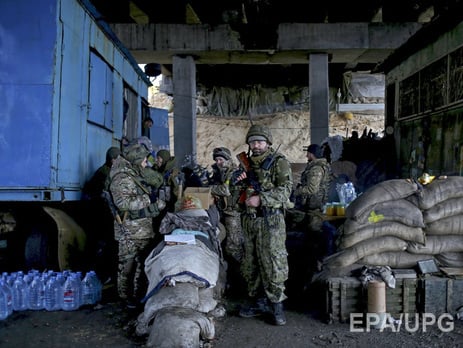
[84,123,334,326]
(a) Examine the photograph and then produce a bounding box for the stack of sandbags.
[322,179,428,274]
[136,240,223,347]
[322,176,463,277]
[409,176,463,267]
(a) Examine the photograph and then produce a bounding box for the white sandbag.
[359,252,435,268]
[346,198,424,228]
[416,176,463,210]
[144,240,220,293]
[340,221,425,248]
[137,282,214,336]
[345,179,419,219]
[146,307,215,348]
[407,235,463,254]
[423,197,463,223]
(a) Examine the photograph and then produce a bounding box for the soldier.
[293,144,331,214]
[108,143,164,309]
[209,147,243,262]
[153,149,180,212]
[234,124,293,326]
[290,144,333,275]
[82,146,121,283]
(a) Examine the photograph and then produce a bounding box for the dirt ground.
[1,283,463,348]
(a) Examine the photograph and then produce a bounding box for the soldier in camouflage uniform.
[154,149,180,212]
[235,125,293,326]
[209,147,243,262]
[82,146,122,283]
[293,144,331,213]
[290,144,333,275]
[109,144,164,308]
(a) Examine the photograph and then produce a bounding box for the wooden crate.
[325,270,418,323]
[418,276,463,315]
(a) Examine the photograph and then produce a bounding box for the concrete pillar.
[172,55,197,167]
[309,53,329,145]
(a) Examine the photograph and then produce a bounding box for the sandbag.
[425,214,463,236]
[323,236,407,268]
[345,179,419,219]
[340,221,425,248]
[359,252,435,268]
[415,176,463,210]
[435,252,463,267]
[144,240,220,293]
[345,198,424,228]
[407,235,463,254]
[137,282,216,336]
[146,307,214,348]
[423,197,463,223]
[312,263,364,283]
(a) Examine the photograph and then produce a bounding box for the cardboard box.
[183,187,212,209]
[325,270,418,323]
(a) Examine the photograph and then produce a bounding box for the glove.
[156,199,166,211]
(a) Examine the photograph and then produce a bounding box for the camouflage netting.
[320,176,463,278]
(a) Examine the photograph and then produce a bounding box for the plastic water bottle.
[12,275,28,311]
[88,271,102,303]
[28,275,44,310]
[0,279,13,317]
[44,276,62,311]
[0,283,9,320]
[55,273,65,309]
[344,182,357,205]
[75,272,83,306]
[62,274,80,311]
[81,273,95,306]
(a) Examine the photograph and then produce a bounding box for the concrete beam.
[110,22,423,65]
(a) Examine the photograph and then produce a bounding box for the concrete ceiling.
[88,0,460,87]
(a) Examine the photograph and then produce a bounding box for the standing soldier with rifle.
[108,144,165,309]
[234,124,293,326]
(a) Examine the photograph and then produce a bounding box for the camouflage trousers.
[241,212,288,303]
[117,237,154,302]
[223,211,244,262]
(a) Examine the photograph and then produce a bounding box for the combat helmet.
[213,147,232,161]
[246,124,273,145]
[124,144,150,166]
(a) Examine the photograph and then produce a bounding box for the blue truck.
[0,0,154,273]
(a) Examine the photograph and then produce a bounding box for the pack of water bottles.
[0,269,102,320]
[336,181,358,206]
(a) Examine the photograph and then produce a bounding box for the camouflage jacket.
[209,162,241,212]
[109,156,159,221]
[153,157,180,211]
[241,148,293,213]
[295,158,332,210]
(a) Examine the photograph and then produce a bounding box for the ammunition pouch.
[128,203,160,220]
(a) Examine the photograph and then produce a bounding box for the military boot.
[239,297,270,318]
[271,302,286,325]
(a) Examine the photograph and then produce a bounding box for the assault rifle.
[101,190,133,247]
[232,145,280,203]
